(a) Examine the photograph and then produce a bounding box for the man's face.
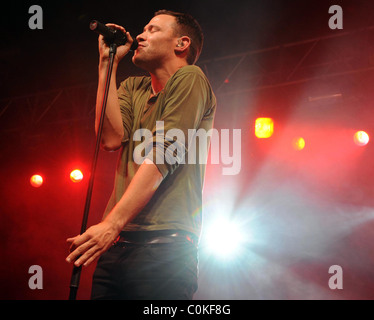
[132,14,179,70]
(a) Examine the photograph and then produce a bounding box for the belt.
[113,230,198,247]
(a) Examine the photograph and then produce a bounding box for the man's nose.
[136,32,146,42]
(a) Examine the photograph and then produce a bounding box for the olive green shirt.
[102,65,216,237]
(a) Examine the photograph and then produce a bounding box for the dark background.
[1,0,374,300]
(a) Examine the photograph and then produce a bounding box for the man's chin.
[132,56,150,71]
[132,55,143,67]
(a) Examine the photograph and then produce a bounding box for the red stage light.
[255,118,274,138]
[70,169,83,183]
[354,131,369,146]
[30,174,43,188]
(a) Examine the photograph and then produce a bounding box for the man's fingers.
[66,235,78,245]
[66,234,94,263]
[69,233,91,249]
[105,23,126,33]
[66,236,76,243]
[81,247,103,267]
[66,221,119,267]
[103,23,133,46]
[126,32,133,43]
[66,235,80,253]
[71,242,105,267]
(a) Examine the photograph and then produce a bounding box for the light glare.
[206,218,245,259]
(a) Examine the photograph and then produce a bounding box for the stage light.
[30,174,43,188]
[205,217,245,259]
[70,169,83,183]
[255,118,274,138]
[354,131,369,146]
[293,137,306,150]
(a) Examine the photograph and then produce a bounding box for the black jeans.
[91,237,198,300]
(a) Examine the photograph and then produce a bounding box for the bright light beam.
[205,217,246,259]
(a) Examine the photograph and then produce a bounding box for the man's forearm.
[66,160,163,267]
[104,160,164,232]
[95,61,124,150]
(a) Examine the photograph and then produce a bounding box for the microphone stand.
[68,42,117,300]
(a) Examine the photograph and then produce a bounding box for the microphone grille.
[89,20,98,31]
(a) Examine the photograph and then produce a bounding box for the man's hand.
[99,23,134,66]
[66,221,120,267]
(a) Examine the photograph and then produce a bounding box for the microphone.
[89,20,138,50]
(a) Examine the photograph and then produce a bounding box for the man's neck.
[150,61,188,95]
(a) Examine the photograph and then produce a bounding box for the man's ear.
[175,36,191,52]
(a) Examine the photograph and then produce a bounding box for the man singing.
[66,9,216,300]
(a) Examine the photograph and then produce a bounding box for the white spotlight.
[205,218,245,259]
